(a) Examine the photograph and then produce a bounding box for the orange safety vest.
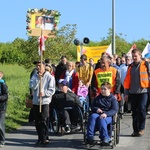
[124,60,149,89]
[94,66,117,94]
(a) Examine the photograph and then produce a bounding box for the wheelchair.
[49,105,84,135]
[83,111,120,149]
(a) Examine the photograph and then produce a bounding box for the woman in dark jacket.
[86,82,118,146]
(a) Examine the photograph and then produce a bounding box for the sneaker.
[41,139,49,145]
[138,130,144,136]
[65,125,71,133]
[131,132,140,137]
[35,140,42,145]
[147,111,150,115]
[71,124,81,130]
[100,141,110,146]
[0,143,4,148]
[86,139,97,146]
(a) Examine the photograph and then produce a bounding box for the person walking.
[0,72,8,147]
[77,54,94,106]
[124,48,150,137]
[30,61,55,145]
[55,56,67,86]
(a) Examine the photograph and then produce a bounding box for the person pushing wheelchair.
[86,82,118,146]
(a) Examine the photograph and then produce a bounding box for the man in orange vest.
[124,48,150,137]
[91,56,121,100]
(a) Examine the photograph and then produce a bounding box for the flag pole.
[39,29,43,113]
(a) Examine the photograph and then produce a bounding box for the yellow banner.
[77,45,109,63]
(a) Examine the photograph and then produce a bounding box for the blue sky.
[1,0,150,43]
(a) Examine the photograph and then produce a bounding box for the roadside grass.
[0,64,30,132]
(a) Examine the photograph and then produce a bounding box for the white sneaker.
[147,111,150,115]
[65,125,71,133]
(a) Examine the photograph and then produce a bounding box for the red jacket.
[59,70,79,94]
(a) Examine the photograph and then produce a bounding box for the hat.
[59,79,69,86]
[144,53,150,59]
[33,60,45,65]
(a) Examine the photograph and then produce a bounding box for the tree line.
[0,24,149,71]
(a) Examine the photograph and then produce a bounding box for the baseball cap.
[58,79,69,86]
[144,53,150,59]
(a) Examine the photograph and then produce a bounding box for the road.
[4,114,150,150]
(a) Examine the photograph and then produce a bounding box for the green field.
[0,64,30,132]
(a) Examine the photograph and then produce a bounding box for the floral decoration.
[26,8,61,35]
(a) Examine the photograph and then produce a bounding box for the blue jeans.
[87,113,112,142]
[130,93,148,132]
[79,96,89,113]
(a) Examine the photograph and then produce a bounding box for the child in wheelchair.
[86,82,118,146]
[77,80,89,113]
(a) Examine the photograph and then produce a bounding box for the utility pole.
[112,0,116,55]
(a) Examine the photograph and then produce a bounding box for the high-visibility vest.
[94,66,117,94]
[124,60,149,89]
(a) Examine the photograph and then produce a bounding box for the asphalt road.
[4,114,150,150]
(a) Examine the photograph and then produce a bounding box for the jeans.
[33,104,49,142]
[79,96,89,113]
[0,111,5,144]
[87,113,112,142]
[130,93,148,132]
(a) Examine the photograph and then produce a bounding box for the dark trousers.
[60,106,80,126]
[33,104,49,141]
[130,93,148,132]
[28,108,34,122]
[0,111,5,144]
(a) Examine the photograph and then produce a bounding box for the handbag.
[25,95,33,108]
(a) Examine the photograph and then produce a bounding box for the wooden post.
[39,29,43,113]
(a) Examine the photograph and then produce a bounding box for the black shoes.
[100,141,110,146]
[35,139,49,146]
[86,139,97,146]
[131,132,140,137]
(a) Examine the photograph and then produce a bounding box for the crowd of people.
[28,48,150,146]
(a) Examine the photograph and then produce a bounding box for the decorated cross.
[26,8,61,112]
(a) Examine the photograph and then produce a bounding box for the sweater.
[30,71,56,105]
[91,93,118,117]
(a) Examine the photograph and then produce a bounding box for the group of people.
[29,48,150,146]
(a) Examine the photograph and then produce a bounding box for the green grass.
[0,64,30,132]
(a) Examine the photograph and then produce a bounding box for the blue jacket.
[91,93,118,116]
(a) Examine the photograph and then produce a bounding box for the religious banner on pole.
[26,8,61,112]
[26,8,61,37]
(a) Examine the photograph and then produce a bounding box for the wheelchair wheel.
[50,108,60,133]
[116,115,120,144]
[77,106,84,132]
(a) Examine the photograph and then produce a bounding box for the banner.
[38,36,47,55]
[142,42,150,58]
[106,43,112,55]
[77,45,109,63]
[26,8,60,37]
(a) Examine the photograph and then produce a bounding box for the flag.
[106,43,112,55]
[142,42,150,58]
[38,36,47,55]
[126,44,136,57]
